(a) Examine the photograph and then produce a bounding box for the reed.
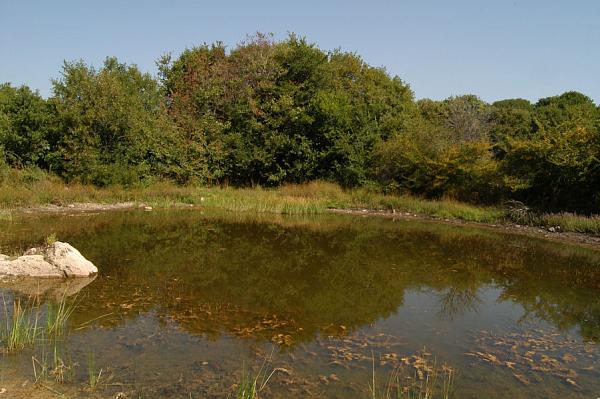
[87,352,103,391]
[45,293,78,337]
[1,296,40,352]
[31,342,75,384]
[369,354,455,399]
[235,352,281,399]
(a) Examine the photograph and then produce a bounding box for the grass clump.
[87,352,103,391]
[369,353,455,399]
[32,343,76,384]
[0,298,39,352]
[45,293,77,337]
[1,297,40,352]
[235,351,284,399]
[1,292,77,353]
[541,213,600,235]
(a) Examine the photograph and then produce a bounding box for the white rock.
[24,247,38,255]
[0,255,63,277]
[0,242,97,278]
[44,242,98,277]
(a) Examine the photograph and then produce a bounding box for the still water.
[1,209,599,398]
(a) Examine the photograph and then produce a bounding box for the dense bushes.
[49,58,188,186]
[0,84,52,168]
[374,92,600,212]
[500,92,600,212]
[159,34,415,186]
[1,34,599,212]
[374,96,502,203]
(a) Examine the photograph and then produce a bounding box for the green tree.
[0,83,52,168]
[51,58,186,185]
[501,92,600,211]
[374,95,501,202]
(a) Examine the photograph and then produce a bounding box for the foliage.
[50,58,186,185]
[0,83,52,168]
[374,96,502,203]
[160,33,415,186]
[0,34,599,213]
[499,92,600,211]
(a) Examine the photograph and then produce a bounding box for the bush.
[0,147,8,184]
[374,125,502,203]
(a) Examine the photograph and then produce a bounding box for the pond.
[1,209,599,398]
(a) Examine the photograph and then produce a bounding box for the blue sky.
[1,0,598,103]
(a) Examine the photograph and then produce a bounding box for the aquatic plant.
[235,351,283,399]
[1,296,40,352]
[46,293,77,337]
[87,352,103,391]
[369,352,455,399]
[31,342,75,384]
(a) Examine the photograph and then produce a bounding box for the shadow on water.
[1,209,600,398]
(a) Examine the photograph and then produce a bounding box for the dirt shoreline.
[6,202,600,250]
[329,208,600,250]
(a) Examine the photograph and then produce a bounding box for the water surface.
[1,210,599,398]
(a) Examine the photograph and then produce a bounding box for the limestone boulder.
[45,241,98,277]
[0,255,63,277]
[0,242,98,278]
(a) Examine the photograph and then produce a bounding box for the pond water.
[1,209,600,398]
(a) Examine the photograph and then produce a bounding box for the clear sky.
[1,0,598,103]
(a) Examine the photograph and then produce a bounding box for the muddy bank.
[328,208,600,250]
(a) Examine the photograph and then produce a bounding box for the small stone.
[24,247,38,255]
[549,227,556,232]
[144,206,153,211]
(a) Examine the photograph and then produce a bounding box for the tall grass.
[46,293,78,337]
[87,352,103,391]
[235,351,283,399]
[1,297,40,352]
[540,213,600,235]
[2,170,600,234]
[1,293,77,353]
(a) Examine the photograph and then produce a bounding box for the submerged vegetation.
[1,33,599,222]
[1,210,600,397]
[369,353,455,399]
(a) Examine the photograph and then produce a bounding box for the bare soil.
[328,208,600,250]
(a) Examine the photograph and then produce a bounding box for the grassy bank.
[0,171,599,235]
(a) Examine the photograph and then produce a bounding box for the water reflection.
[1,210,600,398]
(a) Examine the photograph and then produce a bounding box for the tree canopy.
[1,34,599,212]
